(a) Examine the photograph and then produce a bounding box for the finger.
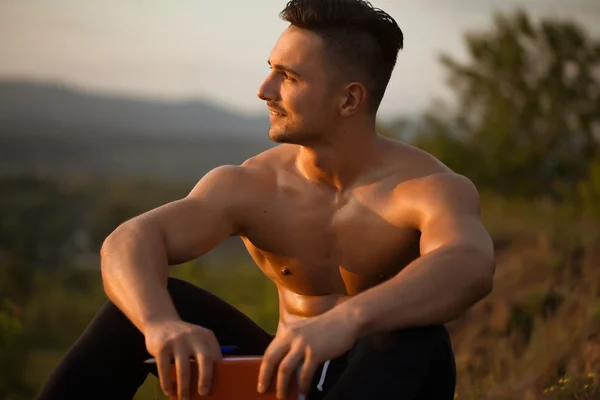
[258,339,289,394]
[175,348,192,400]
[204,329,223,361]
[195,353,213,397]
[156,347,174,397]
[298,356,318,395]
[276,348,305,400]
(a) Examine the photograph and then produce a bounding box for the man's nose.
[257,75,277,101]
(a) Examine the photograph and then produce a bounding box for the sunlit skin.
[100,25,495,400]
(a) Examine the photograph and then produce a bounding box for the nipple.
[281,267,292,276]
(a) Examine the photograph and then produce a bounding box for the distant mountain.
[0,81,275,183]
[0,81,271,137]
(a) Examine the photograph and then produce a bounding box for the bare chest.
[240,190,420,296]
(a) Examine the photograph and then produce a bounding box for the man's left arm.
[335,173,495,337]
[257,173,495,398]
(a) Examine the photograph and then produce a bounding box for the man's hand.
[144,320,223,399]
[257,310,359,399]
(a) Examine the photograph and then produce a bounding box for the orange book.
[155,356,304,400]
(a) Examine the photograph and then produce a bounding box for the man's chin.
[268,129,294,144]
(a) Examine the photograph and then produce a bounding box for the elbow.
[472,251,495,300]
[100,218,144,258]
[478,270,494,299]
[99,231,120,298]
[99,221,137,293]
[100,223,128,268]
[455,244,494,301]
[100,230,116,273]
[100,229,117,259]
[463,266,493,309]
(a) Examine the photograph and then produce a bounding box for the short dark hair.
[280,0,404,113]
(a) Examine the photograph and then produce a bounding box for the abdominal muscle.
[275,285,352,332]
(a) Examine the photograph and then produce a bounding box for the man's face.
[257,26,340,144]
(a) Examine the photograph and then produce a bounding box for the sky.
[1,0,599,120]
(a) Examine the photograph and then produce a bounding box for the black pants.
[36,278,456,399]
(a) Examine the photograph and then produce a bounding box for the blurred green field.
[2,249,280,400]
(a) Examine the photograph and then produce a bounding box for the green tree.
[415,10,600,198]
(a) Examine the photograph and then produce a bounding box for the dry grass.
[449,197,600,399]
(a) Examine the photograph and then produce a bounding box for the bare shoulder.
[394,171,482,235]
[384,139,479,207]
[385,141,481,223]
[188,145,293,198]
[384,139,451,175]
[187,164,260,198]
[241,143,297,169]
[408,168,479,197]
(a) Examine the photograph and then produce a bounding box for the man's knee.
[165,276,213,304]
[98,278,228,336]
[91,300,136,332]
[99,277,196,320]
[347,324,455,381]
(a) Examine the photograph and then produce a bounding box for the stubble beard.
[268,122,295,144]
[268,121,320,145]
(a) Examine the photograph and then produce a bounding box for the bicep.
[416,174,494,259]
[134,166,246,265]
[419,212,493,258]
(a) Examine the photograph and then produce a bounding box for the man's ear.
[339,82,366,117]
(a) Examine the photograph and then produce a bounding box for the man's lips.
[268,107,286,116]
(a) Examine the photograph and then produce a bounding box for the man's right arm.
[100,164,258,398]
[100,164,250,333]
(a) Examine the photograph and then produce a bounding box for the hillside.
[0,81,270,137]
[0,81,276,182]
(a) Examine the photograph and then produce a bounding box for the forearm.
[336,245,494,337]
[100,220,180,334]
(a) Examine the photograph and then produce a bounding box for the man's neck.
[294,123,382,192]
